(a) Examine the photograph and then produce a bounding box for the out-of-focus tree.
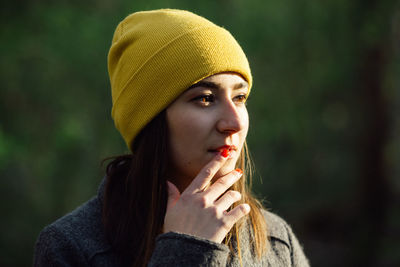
[0,0,399,266]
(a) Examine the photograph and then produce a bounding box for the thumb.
[166,181,180,210]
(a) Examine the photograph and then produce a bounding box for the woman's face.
[166,72,249,191]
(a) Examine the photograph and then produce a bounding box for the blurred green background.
[1,0,399,266]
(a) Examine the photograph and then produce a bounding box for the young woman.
[34,9,309,267]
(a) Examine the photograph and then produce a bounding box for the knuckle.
[216,178,229,188]
[197,196,208,208]
[220,217,233,231]
[209,206,219,217]
[203,168,213,177]
[227,190,241,200]
[238,204,249,214]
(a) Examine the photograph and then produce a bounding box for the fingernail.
[243,203,251,213]
[220,149,230,158]
[234,169,243,179]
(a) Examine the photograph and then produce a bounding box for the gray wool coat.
[34,180,310,266]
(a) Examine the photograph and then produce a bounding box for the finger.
[224,203,250,224]
[214,190,241,211]
[185,150,230,194]
[203,169,242,201]
[166,181,181,210]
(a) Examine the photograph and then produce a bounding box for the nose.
[216,100,247,135]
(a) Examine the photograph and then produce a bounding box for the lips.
[208,145,237,153]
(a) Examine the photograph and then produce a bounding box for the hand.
[163,152,250,243]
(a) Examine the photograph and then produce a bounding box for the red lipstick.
[221,149,230,158]
[210,145,237,158]
[215,145,237,152]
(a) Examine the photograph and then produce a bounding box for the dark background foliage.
[1,0,399,266]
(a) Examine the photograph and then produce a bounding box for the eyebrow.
[187,80,248,91]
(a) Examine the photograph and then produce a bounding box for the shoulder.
[262,209,292,246]
[262,210,290,244]
[34,196,111,266]
[261,209,310,267]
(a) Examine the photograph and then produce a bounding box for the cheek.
[239,108,249,141]
[168,112,208,146]
[166,109,211,176]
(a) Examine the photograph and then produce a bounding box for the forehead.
[186,72,249,92]
[200,72,248,87]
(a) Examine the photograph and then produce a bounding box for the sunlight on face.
[166,72,249,191]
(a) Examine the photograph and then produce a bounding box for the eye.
[234,94,248,104]
[192,94,215,106]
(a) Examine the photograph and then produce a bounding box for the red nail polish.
[235,168,243,174]
[221,149,230,158]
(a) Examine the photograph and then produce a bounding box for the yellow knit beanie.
[108,9,252,150]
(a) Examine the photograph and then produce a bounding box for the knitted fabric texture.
[34,179,310,266]
[108,9,252,150]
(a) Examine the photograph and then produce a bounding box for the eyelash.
[192,94,248,105]
[193,95,214,105]
[234,94,248,103]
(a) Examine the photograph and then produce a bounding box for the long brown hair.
[102,110,268,267]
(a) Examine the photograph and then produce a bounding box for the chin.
[214,161,237,179]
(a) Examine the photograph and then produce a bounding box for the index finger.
[184,151,230,194]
